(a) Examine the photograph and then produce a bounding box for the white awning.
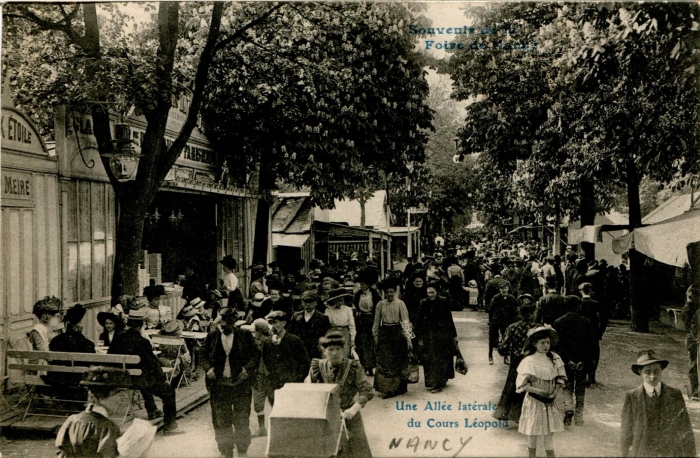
[632,209,700,267]
[272,233,310,248]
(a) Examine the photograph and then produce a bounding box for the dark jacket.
[621,383,695,457]
[47,331,96,388]
[200,327,259,385]
[580,297,602,339]
[487,293,519,326]
[98,328,122,347]
[553,312,596,365]
[536,292,566,325]
[286,310,332,360]
[484,277,511,308]
[262,332,310,389]
[108,327,165,385]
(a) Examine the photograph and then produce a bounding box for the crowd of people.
[29,231,700,457]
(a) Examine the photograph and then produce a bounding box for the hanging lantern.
[101,124,141,181]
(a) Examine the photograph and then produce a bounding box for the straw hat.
[251,292,265,307]
[325,288,351,304]
[161,319,182,336]
[523,325,559,350]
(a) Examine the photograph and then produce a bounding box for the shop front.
[52,98,257,343]
[1,103,61,384]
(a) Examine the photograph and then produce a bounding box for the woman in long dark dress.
[372,277,412,398]
[493,299,538,422]
[353,273,382,376]
[415,282,458,393]
[402,274,427,324]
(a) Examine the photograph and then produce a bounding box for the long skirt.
[493,355,525,422]
[374,325,408,395]
[421,330,455,388]
[338,412,372,457]
[355,313,376,370]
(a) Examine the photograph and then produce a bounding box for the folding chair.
[150,335,190,391]
[8,337,37,407]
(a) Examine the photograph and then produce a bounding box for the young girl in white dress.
[516,325,567,458]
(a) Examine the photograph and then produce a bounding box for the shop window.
[63,180,116,302]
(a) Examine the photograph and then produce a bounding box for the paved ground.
[3,311,700,457]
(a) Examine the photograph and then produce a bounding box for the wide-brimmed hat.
[523,325,559,350]
[97,311,125,330]
[251,292,265,307]
[518,294,535,304]
[467,279,478,288]
[219,255,237,270]
[64,304,86,325]
[181,305,198,318]
[631,350,669,375]
[32,296,61,317]
[319,330,346,348]
[80,366,132,388]
[265,310,288,322]
[161,319,182,336]
[325,288,351,304]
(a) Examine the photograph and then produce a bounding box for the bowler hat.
[631,350,669,375]
[218,307,237,319]
[220,255,237,270]
[64,304,86,325]
[80,366,132,388]
[523,325,559,350]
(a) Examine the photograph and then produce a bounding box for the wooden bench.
[7,350,141,424]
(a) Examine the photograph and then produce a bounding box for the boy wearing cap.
[287,291,331,360]
[621,350,695,457]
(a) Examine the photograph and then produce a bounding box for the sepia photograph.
[1,1,699,457]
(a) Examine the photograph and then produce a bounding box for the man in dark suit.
[553,296,597,426]
[201,307,259,458]
[483,263,510,308]
[262,311,310,405]
[286,291,331,360]
[579,282,602,385]
[108,308,182,435]
[621,350,695,457]
[535,277,566,325]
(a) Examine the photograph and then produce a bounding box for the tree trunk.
[553,210,561,255]
[360,200,366,229]
[627,161,648,332]
[110,186,156,298]
[579,179,596,260]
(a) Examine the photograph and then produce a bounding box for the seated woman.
[306,331,373,457]
[56,367,131,458]
[158,319,191,389]
[97,311,125,347]
[143,285,172,329]
[47,304,96,401]
[28,296,61,375]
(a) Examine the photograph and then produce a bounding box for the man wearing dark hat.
[553,296,597,426]
[55,367,131,458]
[262,311,310,405]
[621,350,695,457]
[201,307,259,457]
[46,304,96,397]
[484,263,510,309]
[579,282,602,385]
[287,291,331,360]
[109,308,182,435]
